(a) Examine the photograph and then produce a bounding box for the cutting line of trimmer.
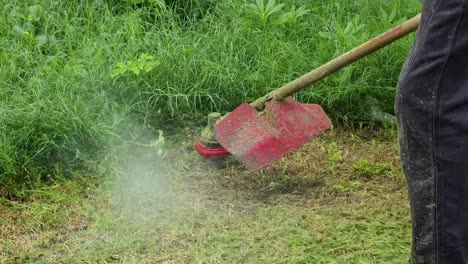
[196,14,421,171]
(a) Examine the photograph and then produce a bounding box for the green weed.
[111,53,160,78]
[243,0,285,29]
[353,159,391,177]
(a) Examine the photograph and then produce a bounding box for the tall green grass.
[0,0,421,191]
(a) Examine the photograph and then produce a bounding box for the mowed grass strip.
[1,129,411,263]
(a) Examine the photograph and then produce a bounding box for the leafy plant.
[337,16,367,44]
[380,7,397,24]
[9,4,57,49]
[326,141,345,174]
[327,142,344,163]
[243,0,285,29]
[243,0,310,31]
[318,15,367,47]
[281,5,310,29]
[111,53,160,78]
[380,0,410,24]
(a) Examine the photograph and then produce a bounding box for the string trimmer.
[196,14,421,171]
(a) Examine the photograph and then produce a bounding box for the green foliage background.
[0,0,421,190]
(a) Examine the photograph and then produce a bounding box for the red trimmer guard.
[195,142,231,159]
[214,97,332,171]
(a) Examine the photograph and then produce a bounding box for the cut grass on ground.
[1,129,411,263]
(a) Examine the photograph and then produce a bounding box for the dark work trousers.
[396,0,468,263]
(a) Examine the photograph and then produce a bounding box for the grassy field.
[1,0,420,190]
[1,0,420,262]
[1,129,411,263]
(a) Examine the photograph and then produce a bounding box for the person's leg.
[396,0,468,263]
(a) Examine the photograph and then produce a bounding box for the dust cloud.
[110,135,187,217]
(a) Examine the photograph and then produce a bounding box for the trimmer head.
[214,97,332,171]
[195,112,231,160]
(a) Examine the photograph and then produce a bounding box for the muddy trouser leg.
[396,0,468,263]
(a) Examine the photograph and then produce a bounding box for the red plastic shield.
[214,97,332,171]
